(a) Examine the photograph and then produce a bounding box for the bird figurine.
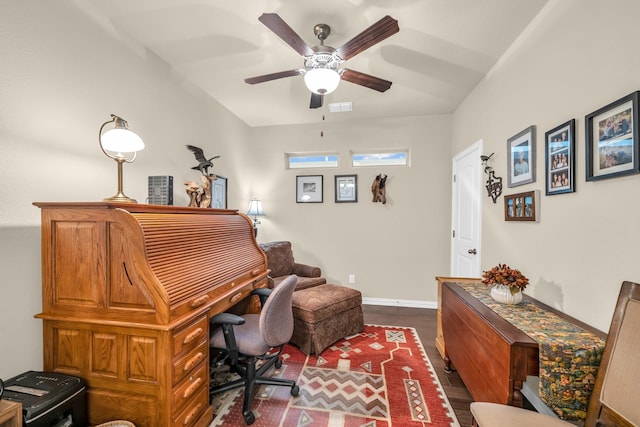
[186,145,220,175]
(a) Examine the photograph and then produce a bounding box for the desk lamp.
[98,114,144,203]
[246,199,265,237]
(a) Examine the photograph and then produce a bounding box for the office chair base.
[243,410,255,425]
[241,384,298,425]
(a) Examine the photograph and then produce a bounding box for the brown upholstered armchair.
[259,241,326,290]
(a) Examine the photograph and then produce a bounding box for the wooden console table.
[441,281,605,421]
[0,400,22,427]
[442,281,538,407]
[435,276,481,360]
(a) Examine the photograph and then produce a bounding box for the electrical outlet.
[348,274,356,284]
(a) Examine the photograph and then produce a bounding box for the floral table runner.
[458,282,605,421]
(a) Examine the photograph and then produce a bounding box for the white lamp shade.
[304,68,340,95]
[246,199,265,217]
[101,128,145,153]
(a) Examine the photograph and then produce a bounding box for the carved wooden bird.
[186,145,220,175]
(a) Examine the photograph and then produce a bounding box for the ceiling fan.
[244,13,399,109]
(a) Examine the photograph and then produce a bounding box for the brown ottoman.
[290,283,364,355]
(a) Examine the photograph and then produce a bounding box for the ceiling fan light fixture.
[304,68,340,95]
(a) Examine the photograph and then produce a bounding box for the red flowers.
[482,263,529,294]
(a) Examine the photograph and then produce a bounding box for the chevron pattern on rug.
[210,324,460,427]
[297,366,389,417]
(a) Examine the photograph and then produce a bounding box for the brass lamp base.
[104,193,137,203]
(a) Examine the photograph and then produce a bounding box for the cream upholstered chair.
[209,275,300,425]
[470,280,640,427]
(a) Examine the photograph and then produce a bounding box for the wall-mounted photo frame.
[504,190,539,222]
[211,175,227,209]
[545,119,576,195]
[507,125,536,187]
[335,174,357,203]
[296,175,323,203]
[585,91,640,181]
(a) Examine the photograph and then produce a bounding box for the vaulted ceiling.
[77,0,548,127]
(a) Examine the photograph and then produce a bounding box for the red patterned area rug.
[210,324,460,427]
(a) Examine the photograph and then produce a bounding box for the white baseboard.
[362,297,437,309]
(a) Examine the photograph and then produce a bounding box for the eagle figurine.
[186,145,220,175]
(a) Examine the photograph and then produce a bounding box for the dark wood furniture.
[442,281,538,407]
[441,281,606,412]
[33,202,269,427]
[469,281,640,427]
[435,276,481,360]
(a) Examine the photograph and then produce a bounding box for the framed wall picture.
[335,174,357,203]
[545,119,576,195]
[507,125,536,187]
[585,91,640,181]
[504,190,539,222]
[296,175,323,203]
[211,175,227,209]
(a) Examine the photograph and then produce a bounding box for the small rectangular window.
[286,152,339,169]
[351,149,409,167]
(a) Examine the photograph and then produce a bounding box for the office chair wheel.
[275,359,283,369]
[243,410,256,425]
[291,385,299,396]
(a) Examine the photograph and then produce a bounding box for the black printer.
[1,371,87,427]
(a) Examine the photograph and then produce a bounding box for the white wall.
[0,0,451,381]
[0,0,251,379]
[5,0,633,383]
[452,0,640,332]
[247,115,452,304]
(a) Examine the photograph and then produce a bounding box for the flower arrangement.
[482,263,529,295]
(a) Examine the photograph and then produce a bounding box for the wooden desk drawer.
[172,385,209,427]
[173,315,208,357]
[172,362,207,413]
[0,400,22,427]
[173,340,208,385]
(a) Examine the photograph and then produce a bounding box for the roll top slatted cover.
[132,212,264,305]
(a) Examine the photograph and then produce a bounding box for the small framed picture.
[296,175,323,203]
[507,125,536,187]
[504,190,539,222]
[335,174,358,203]
[211,175,227,209]
[545,119,576,195]
[585,91,639,181]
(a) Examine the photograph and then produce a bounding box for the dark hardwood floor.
[362,305,473,427]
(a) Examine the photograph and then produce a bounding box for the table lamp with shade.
[98,114,144,203]
[246,199,265,237]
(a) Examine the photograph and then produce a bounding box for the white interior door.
[451,140,483,277]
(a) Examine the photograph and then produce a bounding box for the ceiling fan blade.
[244,69,302,85]
[310,93,323,109]
[335,16,399,61]
[341,69,392,92]
[258,13,314,57]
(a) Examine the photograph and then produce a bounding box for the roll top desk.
[33,202,269,427]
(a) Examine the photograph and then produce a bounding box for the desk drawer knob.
[230,292,243,303]
[183,352,205,372]
[189,295,209,308]
[183,328,204,345]
[183,403,203,426]
[183,377,202,399]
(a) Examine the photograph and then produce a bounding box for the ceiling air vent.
[329,102,352,113]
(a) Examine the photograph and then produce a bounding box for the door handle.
[468,249,477,255]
